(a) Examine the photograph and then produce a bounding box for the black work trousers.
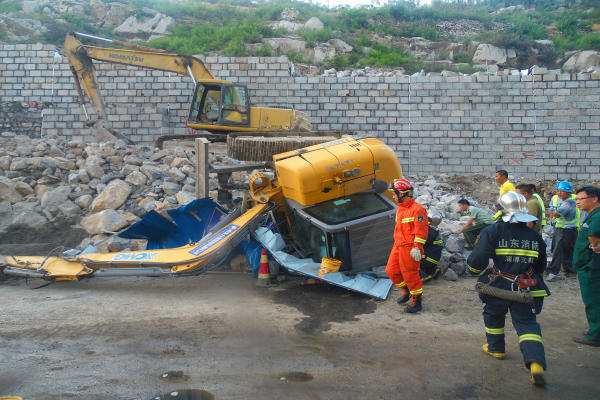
[484,298,546,370]
[548,228,577,275]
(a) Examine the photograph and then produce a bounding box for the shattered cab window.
[304,192,393,226]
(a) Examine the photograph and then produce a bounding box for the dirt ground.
[1,271,598,399]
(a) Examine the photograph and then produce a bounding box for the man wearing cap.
[466,191,549,386]
[386,178,429,313]
[547,181,580,281]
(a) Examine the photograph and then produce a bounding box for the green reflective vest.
[551,194,580,229]
[532,193,546,227]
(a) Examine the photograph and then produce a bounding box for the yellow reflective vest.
[550,194,580,229]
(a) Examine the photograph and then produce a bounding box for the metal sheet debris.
[253,226,393,300]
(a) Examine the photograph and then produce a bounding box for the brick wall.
[1,44,599,180]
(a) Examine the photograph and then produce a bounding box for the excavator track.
[226,130,353,161]
[156,130,354,161]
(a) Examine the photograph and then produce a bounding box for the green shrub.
[556,14,579,38]
[361,45,413,68]
[575,33,600,50]
[298,28,333,48]
[223,39,245,57]
[453,52,473,63]
[0,0,21,13]
[258,45,273,57]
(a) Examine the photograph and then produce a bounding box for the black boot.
[405,294,422,313]
[397,287,410,304]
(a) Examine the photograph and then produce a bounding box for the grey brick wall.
[1,44,599,180]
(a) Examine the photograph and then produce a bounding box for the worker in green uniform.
[572,186,600,347]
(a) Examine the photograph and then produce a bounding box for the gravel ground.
[1,271,598,399]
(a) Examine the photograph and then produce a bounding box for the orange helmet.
[389,178,412,192]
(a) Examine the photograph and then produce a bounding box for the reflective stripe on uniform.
[410,288,423,295]
[401,217,415,223]
[485,327,505,335]
[495,248,539,258]
[468,265,482,274]
[425,257,439,265]
[530,289,548,297]
[414,237,426,244]
[519,333,543,344]
[396,281,406,288]
[433,239,443,245]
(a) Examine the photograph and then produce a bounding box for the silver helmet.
[427,209,443,227]
[497,191,538,223]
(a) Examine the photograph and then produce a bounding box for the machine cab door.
[219,84,250,126]
[188,83,223,125]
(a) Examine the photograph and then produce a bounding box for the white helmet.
[427,209,443,227]
[497,191,538,223]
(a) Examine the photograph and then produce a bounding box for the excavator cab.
[188,83,249,127]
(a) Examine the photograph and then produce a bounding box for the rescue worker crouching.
[420,210,444,283]
[466,191,550,386]
[385,178,429,313]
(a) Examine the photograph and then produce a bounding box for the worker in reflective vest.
[529,184,546,228]
[547,181,580,280]
[386,178,429,313]
[467,191,549,386]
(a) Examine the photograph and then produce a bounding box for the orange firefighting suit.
[386,198,430,296]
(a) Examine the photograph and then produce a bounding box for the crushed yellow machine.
[1,136,402,282]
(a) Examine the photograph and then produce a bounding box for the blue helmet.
[555,181,573,193]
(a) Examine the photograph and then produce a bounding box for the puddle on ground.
[151,389,214,400]
[159,370,189,383]
[278,371,314,382]
[273,284,376,334]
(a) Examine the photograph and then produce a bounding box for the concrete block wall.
[1,44,599,180]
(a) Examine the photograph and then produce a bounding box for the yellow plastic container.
[318,257,342,277]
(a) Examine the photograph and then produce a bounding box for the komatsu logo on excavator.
[109,53,144,63]
[112,252,159,261]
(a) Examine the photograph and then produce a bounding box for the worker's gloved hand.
[410,247,422,262]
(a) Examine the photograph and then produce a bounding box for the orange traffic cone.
[256,249,270,287]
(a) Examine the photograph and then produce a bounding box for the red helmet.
[389,178,412,192]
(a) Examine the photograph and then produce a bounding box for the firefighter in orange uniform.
[386,178,430,313]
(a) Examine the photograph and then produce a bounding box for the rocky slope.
[1,0,599,74]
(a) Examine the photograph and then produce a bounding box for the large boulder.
[0,176,23,203]
[272,20,304,33]
[114,12,174,39]
[328,39,353,53]
[89,0,132,27]
[472,44,508,65]
[40,186,72,210]
[91,179,131,212]
[263,37,306,54]
[304,17,324,31]
[311,44,336,63]
[563,50,600,72]
[80,209,130,235]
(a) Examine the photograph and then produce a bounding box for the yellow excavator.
[65,31,314,151]
[1,136,402,296]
